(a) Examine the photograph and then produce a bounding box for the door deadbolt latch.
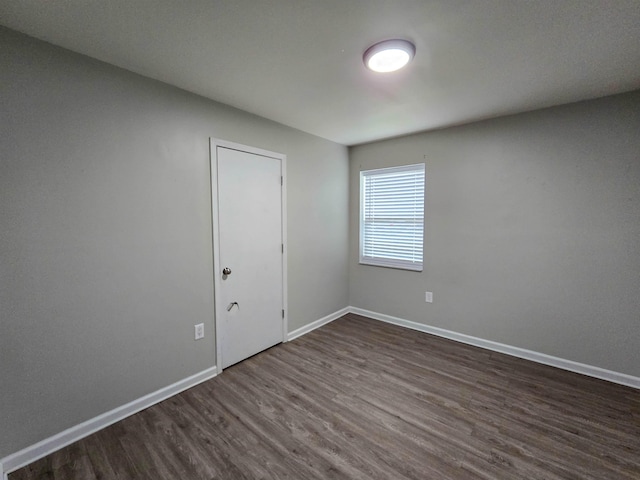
[222,267,232,275]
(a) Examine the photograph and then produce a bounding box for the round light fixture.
[363,39,416,73]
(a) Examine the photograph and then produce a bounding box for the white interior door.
[211,140,286,369]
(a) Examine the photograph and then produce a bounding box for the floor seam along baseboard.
[1,367,218,476]
[348,306,640,390]
[3,305,638,477]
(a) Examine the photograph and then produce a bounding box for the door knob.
[222,267,232,275]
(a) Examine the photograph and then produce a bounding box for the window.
[360,163,425,271]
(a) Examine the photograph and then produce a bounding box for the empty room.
[1,1,639,479]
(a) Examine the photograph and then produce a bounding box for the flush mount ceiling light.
[363,39,416,73]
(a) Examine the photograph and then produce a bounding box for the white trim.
[209,138,288,373]
[287,307,350,342]
[281,155,289,344]
[359,163,425,272]
[5,307,636,477]
[349,307,640,390]
[1,367,217,476]
[209,139,224,372]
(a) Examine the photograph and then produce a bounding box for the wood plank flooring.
[10,313,640,479]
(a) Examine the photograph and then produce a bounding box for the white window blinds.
[360,163,425,271]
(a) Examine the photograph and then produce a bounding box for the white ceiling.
[1,1,639,145]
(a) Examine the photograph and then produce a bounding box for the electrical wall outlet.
[194,323,204,340]
[425,291,433,303]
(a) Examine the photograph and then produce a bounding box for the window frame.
[359,163,425,272]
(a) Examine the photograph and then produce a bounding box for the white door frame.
[209,138,288,373]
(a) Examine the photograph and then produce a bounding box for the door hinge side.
[282,309,285,318]
[281,243,284,254]
[280,176,283,186]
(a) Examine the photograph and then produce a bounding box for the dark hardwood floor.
[10,313,640,479]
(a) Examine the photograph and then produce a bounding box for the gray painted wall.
[349,91,640,378]
[0,27,348,458]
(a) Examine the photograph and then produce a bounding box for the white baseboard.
[287,306,350,342]
[2,306,351,477]
[1,366,218,476]
[349,307,640,390]
[4,306,636,477]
